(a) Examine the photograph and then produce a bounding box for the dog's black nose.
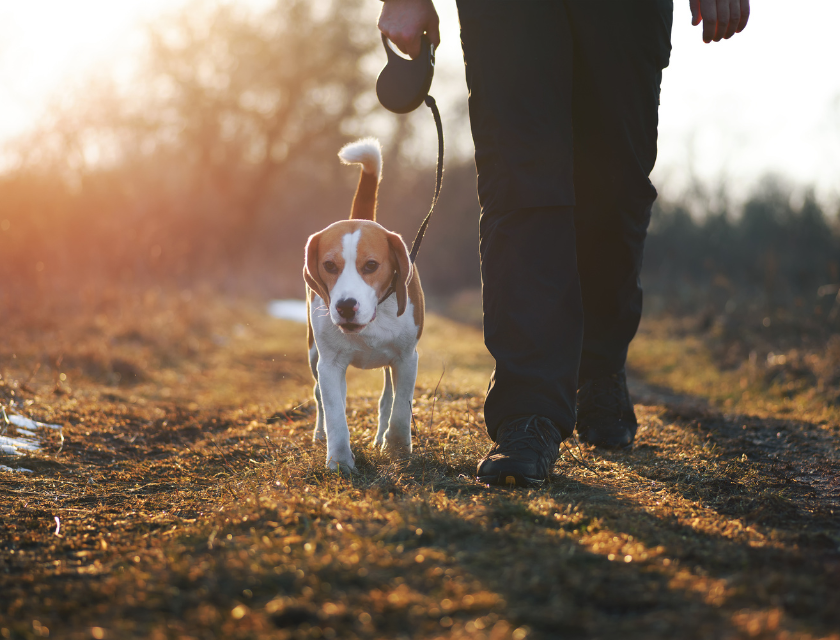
[335,298,358,320]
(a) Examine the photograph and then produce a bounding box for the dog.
[303,138,424,473]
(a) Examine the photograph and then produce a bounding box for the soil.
[1,290,839,640]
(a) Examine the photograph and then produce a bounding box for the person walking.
[378,0,750,487]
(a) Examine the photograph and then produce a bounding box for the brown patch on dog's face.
[307,221,402,301]
[304,220,415,326]
[356,225,402,302]
[307,224,348,299]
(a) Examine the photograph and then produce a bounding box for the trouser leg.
[457,0,673,439]
[457,0,579,439]
[457,0,576,213]
[567,0,674,379]
[481,206,582,440]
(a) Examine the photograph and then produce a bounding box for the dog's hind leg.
[374,367,393,448]
[309,345,326,442]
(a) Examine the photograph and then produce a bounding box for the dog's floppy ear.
[386,231,413,317]
[303,232,330,305]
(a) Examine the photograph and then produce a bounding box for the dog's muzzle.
[334,297,374,333]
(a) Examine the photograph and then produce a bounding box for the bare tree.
[142,0,377,239]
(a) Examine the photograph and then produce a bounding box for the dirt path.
[2,296,839,639]
[630,377,840,517]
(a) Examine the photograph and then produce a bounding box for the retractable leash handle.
[376,34,444,266]
[376,34,435,114]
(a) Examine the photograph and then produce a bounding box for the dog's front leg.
[374,367,393,448]
[382,349,418,456]
[316,361,356,473]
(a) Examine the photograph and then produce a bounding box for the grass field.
[1,290,839,640]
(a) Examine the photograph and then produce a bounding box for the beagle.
[303,138,424,473]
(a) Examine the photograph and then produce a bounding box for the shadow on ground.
[2,301,839,639]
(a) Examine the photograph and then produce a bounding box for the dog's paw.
[381,439,412,459]
[312,427,326,443]
[328,460,358,476]
[326,449,356,474]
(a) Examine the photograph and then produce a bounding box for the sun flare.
[1,0,839,202]
[0,1,172,139]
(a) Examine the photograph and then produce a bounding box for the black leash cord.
[378,94,444,305]
[408,95,444,264]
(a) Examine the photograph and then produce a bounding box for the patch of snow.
[1,413,62,456]
[1,433,39,455]
[268,299,308,323]
[0,465,33,473]
[8,414,62,430]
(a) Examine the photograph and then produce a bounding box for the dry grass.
[2,290,839,640]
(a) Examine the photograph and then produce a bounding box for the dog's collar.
[378,271,399,305]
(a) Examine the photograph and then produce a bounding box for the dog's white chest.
[311,294,417,369]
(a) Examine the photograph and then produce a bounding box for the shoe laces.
[495,416,561,457]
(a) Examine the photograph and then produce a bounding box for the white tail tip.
[338,138,382,180]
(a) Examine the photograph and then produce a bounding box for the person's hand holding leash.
[690,0,750,42]
[378,0,440,60]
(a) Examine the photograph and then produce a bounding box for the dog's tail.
[339,138,382,221]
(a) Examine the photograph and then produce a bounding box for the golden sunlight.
[0,0,172,140]
[0,0,270,143]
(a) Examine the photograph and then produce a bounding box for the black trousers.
[456,0,673,439]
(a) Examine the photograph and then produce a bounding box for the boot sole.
[476,472,546,488]
[577,425,636,449]
[580,436,634,449]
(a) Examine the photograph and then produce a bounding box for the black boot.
[476,415,565,488]
[576,369,637,448]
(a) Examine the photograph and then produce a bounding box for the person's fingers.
[689,0,701,26]
[699,0,717,42]
[377,0,439,60]
[695,0,749,42]
[712,0,729,41]
[377,20,420,59]
[724,0,740,39]
[400,32,422,60]
[427,21,441,49]
[736,0,750,33]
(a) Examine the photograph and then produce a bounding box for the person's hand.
[378,0,440,60]
[690,0,750,42]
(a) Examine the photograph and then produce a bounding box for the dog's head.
[304,220,412,334]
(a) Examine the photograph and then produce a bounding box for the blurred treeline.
[646,182,840,319]
[1,0,838,319]
[0,0,437,299]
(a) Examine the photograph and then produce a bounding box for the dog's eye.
[362,260,379,274]
[323,261,338,274]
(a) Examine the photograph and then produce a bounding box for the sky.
[652,1,840,205]
[1,0,838,208]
